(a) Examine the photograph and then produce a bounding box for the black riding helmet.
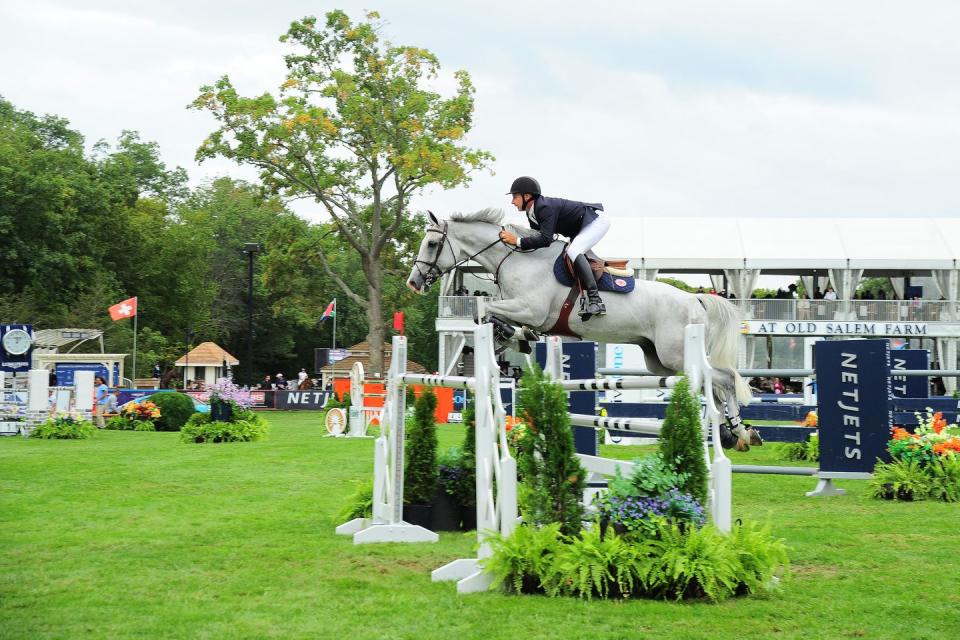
[506,176,541,196]
[507,176,541,211]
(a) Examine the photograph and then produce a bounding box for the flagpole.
[132,304,138,386]
[332,298,337,350]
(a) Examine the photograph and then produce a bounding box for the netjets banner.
[740,321,960,337]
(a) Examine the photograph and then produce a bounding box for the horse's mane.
[448,208,540,239]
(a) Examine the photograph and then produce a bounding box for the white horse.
[407,209,760,450]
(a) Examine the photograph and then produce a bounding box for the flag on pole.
[319,299,336,322]
[108,296,138,321]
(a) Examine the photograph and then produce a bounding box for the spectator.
[153,363,161,378]
[298,368,308,386]
[823,287,837,301]
[798,293,812,320]
[48,367,58,387]
[772,377,784,394]
[94,376,110,428]
[258,375,272,390]
[275,373,289,390]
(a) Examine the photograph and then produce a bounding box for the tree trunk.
[365,261,386,376]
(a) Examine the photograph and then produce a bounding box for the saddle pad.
[553,254,635,293]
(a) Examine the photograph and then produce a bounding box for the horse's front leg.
[482,297,549,330]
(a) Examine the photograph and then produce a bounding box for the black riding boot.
[573,254,605,318]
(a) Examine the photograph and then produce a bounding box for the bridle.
[412,221,516,289]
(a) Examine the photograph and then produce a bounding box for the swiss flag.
[108,296,138,321]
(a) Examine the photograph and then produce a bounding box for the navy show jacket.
[520,195,604,250]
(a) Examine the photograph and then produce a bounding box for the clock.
[2,328,32,356]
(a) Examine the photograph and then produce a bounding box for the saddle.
[552,249,636,294]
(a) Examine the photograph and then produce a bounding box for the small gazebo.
[174,342,239,388]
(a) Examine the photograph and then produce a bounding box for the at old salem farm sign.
[740,321,957,337]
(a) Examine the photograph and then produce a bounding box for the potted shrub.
[433,447,464,531]
[403,388,438,529]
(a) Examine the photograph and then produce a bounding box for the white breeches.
[566,215,610,260]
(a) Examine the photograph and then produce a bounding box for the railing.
[437,296,500,319]
[735,299,957,323]
[439,295,959,323]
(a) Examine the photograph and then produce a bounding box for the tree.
[191,10,492,374]
[659,376,709,506]
[516,366,586,536]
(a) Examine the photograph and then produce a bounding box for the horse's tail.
[697,294,752,404]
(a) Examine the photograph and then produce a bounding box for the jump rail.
[544,324,732,533]
[336,323,518,594]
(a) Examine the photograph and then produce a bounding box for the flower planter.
[210,400,233,422]
[459,504,477,531]
[431,489,461,531]
[402,503,433,529]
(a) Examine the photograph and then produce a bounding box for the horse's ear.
[427,210,439,226]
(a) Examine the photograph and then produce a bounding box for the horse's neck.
[450,222,513,273]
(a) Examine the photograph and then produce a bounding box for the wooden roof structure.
[174,342,239,367]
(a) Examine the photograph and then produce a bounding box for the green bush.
[337,479,374,522]
[869,458,931,501]
[457,395,476,507]
[150,392,197,431]
[776,434,820,462]
[30,414,95,439]
[104,416,155,431]
[482,523,564,594]
[927,456,960,502]
[516,365,585,536]
[483,519,789,602]
[659,376,708,506]
[404,389,437,504]
[180,411,269,443]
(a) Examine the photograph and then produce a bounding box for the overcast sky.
[3,0,959,228]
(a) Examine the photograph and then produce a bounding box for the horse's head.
[407,211,460,294]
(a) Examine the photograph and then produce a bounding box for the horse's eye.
[427,240,438,248]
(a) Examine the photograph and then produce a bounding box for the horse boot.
[573,254,605,320]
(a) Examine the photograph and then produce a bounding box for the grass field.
[2,411,959,639]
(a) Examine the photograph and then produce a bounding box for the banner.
[535,341,598,456]
[815,339,892,476]
[275,390,331,410]
[890,349,929,399]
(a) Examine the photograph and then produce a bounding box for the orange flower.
[932,412,946,434]
[891,427,911,441]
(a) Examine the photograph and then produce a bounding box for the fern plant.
[726,520,790,596]
[544,524,657,599]
[869,458,931,501]
[647,522,740,602]
[337,479,374,522]
[926,456,960,502]
[481,523,564,594]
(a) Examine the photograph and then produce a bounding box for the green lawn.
[1,412,958,639]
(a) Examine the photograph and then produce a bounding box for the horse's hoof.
[747,427,764,446]
[719,425,738,449]
[735,438,750,452]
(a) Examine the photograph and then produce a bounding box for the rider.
[498,176,610,317]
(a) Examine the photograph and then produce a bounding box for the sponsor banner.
[275,390,331,410]
[890,349,929,399]
[535,341,598,456]
[815,339,892,475]
[741,320,960,337]
[55,362,121,387]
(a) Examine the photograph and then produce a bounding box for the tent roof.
[175,342,239,366]
[596,217,958,272]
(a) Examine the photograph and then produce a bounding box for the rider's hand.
[499,229,518,246]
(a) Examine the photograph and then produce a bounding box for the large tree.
[190,10,491,373]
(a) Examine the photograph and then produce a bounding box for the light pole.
[241,243,262,386]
